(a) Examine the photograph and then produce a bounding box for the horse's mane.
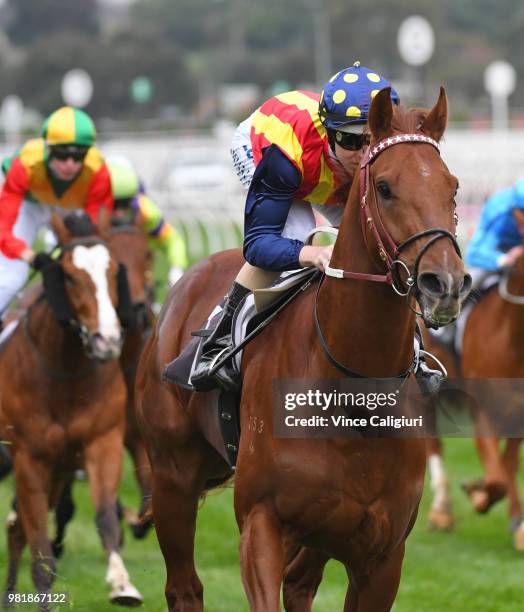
[391,103,429,134]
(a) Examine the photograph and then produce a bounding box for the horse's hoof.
[461,479,506,514]
[428,506,454,531]
[51,540,64,559]
[130,522,151,540]
[2,590,16,609]
[109,584,143,607]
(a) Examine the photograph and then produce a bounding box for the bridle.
[316,132,461,379]
[325,133,461,298]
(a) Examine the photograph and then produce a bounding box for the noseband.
[325,133,461,298]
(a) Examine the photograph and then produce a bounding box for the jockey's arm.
[243,145,331,271]
[0,157,32,261]
[465,213,513,271]
[84,164,114,222]
[136,193,188,283]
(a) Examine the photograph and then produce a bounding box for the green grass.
[1,439,524,611]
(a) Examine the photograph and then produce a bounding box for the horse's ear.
[367,87,393,141]
[96,206,110,240]
[50,213,71,246]
[420,86,448,142]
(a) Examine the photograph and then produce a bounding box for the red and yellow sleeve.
[0,158,30,259]
[84,164,114,223]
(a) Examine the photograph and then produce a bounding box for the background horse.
[0,213,142,609]
[136,88,469,611]
[460,252,524,549]
[49,222,156,559]
[108,222,155,538]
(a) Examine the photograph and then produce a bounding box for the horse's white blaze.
[72,245,120,339]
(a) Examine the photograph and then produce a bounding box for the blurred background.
[0,0,523,261]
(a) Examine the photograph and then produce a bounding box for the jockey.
[107,159,188,287]
[191,62,442,393]
[0,106,113,318]
[466,178,524,283]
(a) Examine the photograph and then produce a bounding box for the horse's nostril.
[418,272,446,298]
[460,273,473,297]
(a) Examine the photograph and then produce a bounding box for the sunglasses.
[50,147,88,162]
[334,131,370,151]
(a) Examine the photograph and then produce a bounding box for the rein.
[316,132,460,379]
[325,133,461,296]
[23,298,99,381]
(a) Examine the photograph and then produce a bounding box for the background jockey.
[466,178,524,283]
[190,61,442,394]
[107,159,188,288]
[0,106,113,321]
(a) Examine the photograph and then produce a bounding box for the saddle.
[163,267,320,468]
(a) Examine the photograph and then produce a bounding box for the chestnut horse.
[0,214,142,608]
[136,88,469,611]
[109,223,155,537]
[28,223,155,555]
[461,253,524,549]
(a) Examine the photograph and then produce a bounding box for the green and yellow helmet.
[41,106,96,148]
[107,160,139,200]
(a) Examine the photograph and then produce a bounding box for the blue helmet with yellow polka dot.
[319,62,400,131]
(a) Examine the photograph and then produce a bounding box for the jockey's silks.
[250,90,346,206]
[0,138,112,259]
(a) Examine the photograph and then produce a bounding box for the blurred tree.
[7,27,196,118]
[5,0,99,45]
[447,0,523,44]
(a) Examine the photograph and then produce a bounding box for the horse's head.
[107,220,154,330]
[48,211,130,361]
[359,87,471,327]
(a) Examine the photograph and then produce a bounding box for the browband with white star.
[368,134,439,163]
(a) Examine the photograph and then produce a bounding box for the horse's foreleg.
[123,439,153,540]
[462,411,507,513]
[238,503,284,612]
[426,442,454,531]
[502,438,524,550]
[2,504,26,607]
[344,543,405,612]
[282,546,329,612]
[84,426,142,607]
[12,451,55,610]
[51,478,75,559]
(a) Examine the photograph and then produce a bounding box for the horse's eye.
[377,182,392,199]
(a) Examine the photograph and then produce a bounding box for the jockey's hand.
[299,244,334,272]
[500,245,524,267]
[20,248,35,265]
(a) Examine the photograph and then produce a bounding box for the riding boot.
[191,282,251,392]
[414,328,445,396]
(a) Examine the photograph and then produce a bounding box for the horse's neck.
[317,197,415,377]
[27,301,91,373]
